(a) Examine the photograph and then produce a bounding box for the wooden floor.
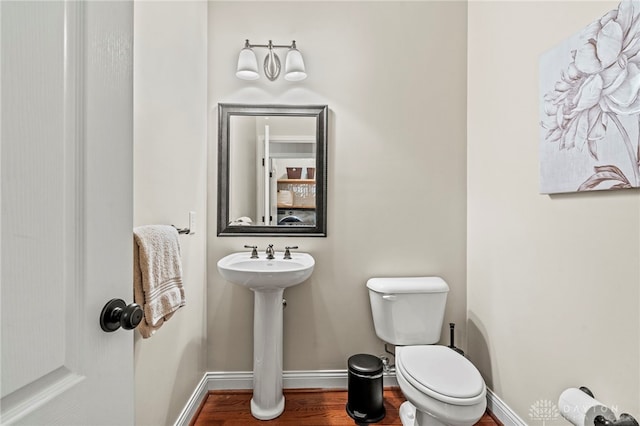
[191,388,501,426]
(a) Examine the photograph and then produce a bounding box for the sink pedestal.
[216,251,315,420]
[250,288,285,420]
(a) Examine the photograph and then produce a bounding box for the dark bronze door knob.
[100,298,143,332]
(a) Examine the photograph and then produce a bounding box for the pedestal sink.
[217,251,315,420]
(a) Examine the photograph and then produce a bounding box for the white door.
[1,1,134,424]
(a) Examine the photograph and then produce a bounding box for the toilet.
[367,277,487,426]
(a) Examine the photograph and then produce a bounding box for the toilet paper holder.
[579,387,638,426]
[595,414,639,426]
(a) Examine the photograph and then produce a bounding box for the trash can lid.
[348,354,383,375]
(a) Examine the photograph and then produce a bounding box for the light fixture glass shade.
[284,48,307,81]
[236,47,259,80]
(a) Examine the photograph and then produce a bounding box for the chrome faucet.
[244,245,258,259]
[283,246,298,260]
[265,244,275,260]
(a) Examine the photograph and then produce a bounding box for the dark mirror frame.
[217,103,328,237]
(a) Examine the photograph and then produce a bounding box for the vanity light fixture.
[236,39,307,82]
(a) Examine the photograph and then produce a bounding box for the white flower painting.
[540,0,640,194]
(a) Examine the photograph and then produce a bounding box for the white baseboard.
[173,373,210,426]
[486,388,527,426]
[205,369,398,390]
[173,369,398,426]
[173,372,525,426]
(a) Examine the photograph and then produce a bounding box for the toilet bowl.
[366,277,487,426]
[395,346,486,426]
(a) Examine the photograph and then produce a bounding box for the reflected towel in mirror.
[229,216,253,226]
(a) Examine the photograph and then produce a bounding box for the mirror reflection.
[217,104,328,236]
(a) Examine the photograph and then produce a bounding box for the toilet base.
[400,401,447,426]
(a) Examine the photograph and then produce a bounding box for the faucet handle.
[244,245,258,259]
[284,246,299,259]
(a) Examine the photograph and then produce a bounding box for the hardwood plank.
[192,388,500,425]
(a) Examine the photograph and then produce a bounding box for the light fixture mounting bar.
[244,40,298,50]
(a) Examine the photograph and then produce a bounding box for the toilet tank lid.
[366,277,449,294]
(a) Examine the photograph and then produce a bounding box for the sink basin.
[217,252,314,290]
[216,250,315,420]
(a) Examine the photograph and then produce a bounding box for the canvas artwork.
[539,0,640,194]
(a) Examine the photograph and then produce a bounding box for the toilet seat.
[396,346,485,406]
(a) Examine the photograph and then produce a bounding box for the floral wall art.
[540,0,640,194]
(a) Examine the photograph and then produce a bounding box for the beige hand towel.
[133,225,185,338]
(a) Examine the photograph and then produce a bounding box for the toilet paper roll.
[558,388,617,426]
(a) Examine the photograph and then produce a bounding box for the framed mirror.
[217,104,328,236]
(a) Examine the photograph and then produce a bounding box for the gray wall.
[207,1,469,372]
[467,1,640,423]
[133,2,208,425]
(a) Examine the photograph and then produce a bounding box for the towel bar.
[172,212,195,235]
[172,225,191,235]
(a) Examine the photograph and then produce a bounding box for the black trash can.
[346,354,385,424]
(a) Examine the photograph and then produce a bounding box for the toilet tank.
[367,277,449,345]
